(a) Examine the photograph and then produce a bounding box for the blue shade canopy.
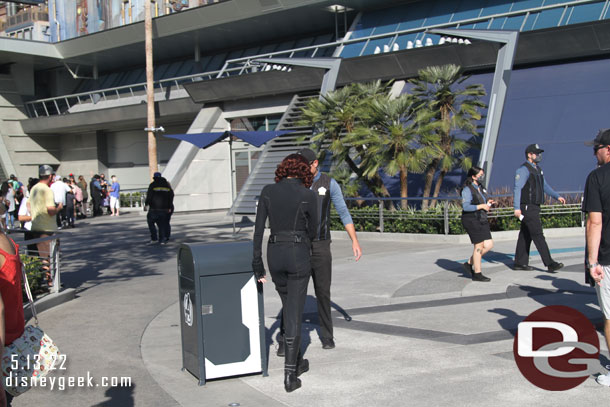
[164,130,293,149]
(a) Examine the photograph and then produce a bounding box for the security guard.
[513,144,565,272]
[144,172,174,244]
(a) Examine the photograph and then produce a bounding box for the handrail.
[23,0,603,118]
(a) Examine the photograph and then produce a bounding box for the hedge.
[330,205,582,234]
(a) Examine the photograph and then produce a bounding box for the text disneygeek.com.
[6,372,132,391]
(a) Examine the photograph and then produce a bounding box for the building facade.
[1,0,609,211]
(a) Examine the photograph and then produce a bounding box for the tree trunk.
[422,159,439,210]
[145,0,158,179]
[400,167,408,210]
[431,169,447,208]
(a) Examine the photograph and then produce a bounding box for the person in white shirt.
[18,178,38,256]
[50,175,70,229]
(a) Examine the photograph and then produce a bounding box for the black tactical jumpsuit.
[252,178,318,385]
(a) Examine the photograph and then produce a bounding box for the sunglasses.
[594,145,608,153]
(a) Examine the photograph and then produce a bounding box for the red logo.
[513,305,599,391]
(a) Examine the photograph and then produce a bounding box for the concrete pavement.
[11,211,610,407]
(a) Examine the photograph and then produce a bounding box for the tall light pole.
[145,0,158,179]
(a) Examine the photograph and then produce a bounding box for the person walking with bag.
[0,201,25,406]
[252,154,318,392]
[461,166,494,282]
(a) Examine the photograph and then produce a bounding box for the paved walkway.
[12,211,610,407]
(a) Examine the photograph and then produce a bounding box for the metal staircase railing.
[231,93,318,215]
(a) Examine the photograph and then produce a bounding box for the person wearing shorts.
[109,175,121,217]
[460,166,494,282]
[583,129,610,386]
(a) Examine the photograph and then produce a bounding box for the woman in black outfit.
[252,154,318,392]
[461,166,495,282]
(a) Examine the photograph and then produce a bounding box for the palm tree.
[350,93,437,209]
[410,65,486,209]
[299,81,393,197]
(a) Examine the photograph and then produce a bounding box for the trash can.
[178,241,267,385]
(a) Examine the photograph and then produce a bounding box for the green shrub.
[20,254,48,300]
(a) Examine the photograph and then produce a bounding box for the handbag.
[1,263,60,397]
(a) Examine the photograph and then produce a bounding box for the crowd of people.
[0,172,121,232]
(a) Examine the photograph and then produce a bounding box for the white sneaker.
[597,368,610,386]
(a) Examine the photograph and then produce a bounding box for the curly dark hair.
[275,154,313,188]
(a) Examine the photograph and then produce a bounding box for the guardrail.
[119,190,147,208]
[13,232,61,296]
[332,192,584,235]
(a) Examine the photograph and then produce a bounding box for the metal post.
[379,200,384,233]
[443,200,449,235]
[51,238,60,294]
[229,137,236,236]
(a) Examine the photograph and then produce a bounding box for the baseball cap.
[54,175,62,182]
[9,174,15,179]
[525,144,544,154]
[39,164,54,176]
[153,172,162,178]
[297,148,317,163]
[585,129,610,146]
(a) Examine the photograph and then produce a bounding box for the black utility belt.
[269,233,308,243]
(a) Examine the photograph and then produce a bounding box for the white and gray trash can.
[178,241,267,385]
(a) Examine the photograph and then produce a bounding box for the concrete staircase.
[231,93,319,214]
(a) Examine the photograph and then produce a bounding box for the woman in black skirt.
[252,154,318,392]
[461,166,494,282]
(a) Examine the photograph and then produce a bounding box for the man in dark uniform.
[275,148,362,354]
[145,172,174,244]
[513,144,566,272]
[89,175,103,217]
[583,129,610,386]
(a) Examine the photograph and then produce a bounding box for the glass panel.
[204,53,227,72]
[532,7,564,29]
[339,42,366,58]
[521,12,539,31]
[226,49,244,59]
[479,0,513,17]
[489,16,507,29]
[395,33,419,50]
[267,115,282,131]
[153,63,170,81]
[372,22,400,35]
[560,6,574,25]
[241,46,261,57]
[362,38,394,56]
[396,2,434,30]
[510,0,544,12]
[541,0,569,5]
[472,19,492,29]
[350,25,374,40]
[503,14,526,29]
[162,61,183,79]
[426,0,459,25]
[566,2,605,24]
[258,43,278,54]
[451,0,482,21]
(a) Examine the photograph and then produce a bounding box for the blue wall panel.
[489,58,610,193]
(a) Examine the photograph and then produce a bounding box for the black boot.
[277,335,285,357]
[296,352,309,377]
[284,337,301,392]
